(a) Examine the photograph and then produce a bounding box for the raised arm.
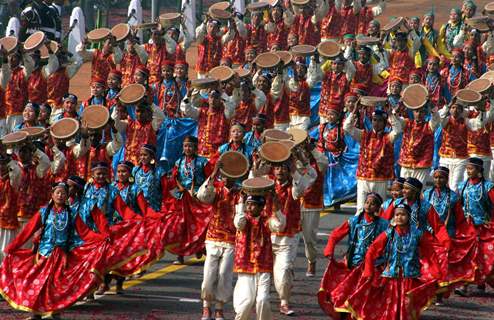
[323,220,350,257]
[343,112,363,141]
[363,230,388,277]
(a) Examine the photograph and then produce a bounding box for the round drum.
[1,131,29,146]
[159,13,182,28]
[0,36,18,54]
[317,41,340,58]
[191,78,219,89]
[401,84,429,109]
[259,141,291,163]
[287,128,308,146]
[356,36,380,46]
[81,105,110,130]
[87,28,111,42]
[18,127,46,139]
[39,41,59,60]
[242,177,275,195]
[382,17,404,32]
[119,83,146,104]
[23,31,45,52]
[208,8,232,20]
[275,51,293,66]
[235,67,250,78]
[209,66,235,82]
[262,129,292,142]
[291,44,316,57]
[456,89,482,105]
[360,96,388,107]
[255,52,281,68]
[486,2,494,14]
[50,118,80,141]
[111,23,131,42]
[466,78,492,93]
[247,2,269,11]
[210,2,231,11]
[219,151,249,178]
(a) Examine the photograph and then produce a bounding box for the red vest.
[206,183,239,244]
[351,61,372,92]
[356,130,395,181]
[439,117,468,159]
[5,67,28,116]
[197,102,229,158]
[288,81,311,116]
[273,181,301,237]
[0,175,19,229]
[467,122,492,157]
[321,4,340,39]
[291,15,320,46]
[47,68,69,107]
[154,80,180,117]
[120,52,145,87]
[357,7,374,35]
[196,34,222,74]
[441,66,469,97]
[339,6,358,37]
[53,146,78,183]
[223,33,245,65]
[247,24,267,53]
[76,145,111,181]
[302,155,324,209]
[259,93,275,129]
[274,89,290,124]
[28,68,47,104]
[267,20,289,50]
[234,212,274,274]
[318,122,346,157]
[144,43,169,85]
[399,119,434,168]
[0,88,5,118]
[125,119,157,165]
[320,71,348,117]
[233,97,257,131]
[91,49,115,83]
[17,163,47,219]
[389,50,415,84]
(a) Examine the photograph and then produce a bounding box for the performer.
[77,36,123,84]
[438,8,463,55]
[14,102,42,130]
[120,36,148,87]
[143,26,175,85]
[344,109,402,212]
[132,144,165,212]
[244,114,267,151]
[398,104,440,183]
[382,177,406,210]
[265,1,293,50]
[221,13,247,66]
[386,30,421,87]
[106,70,122,111]
[456,157,494,295]
[290,0,327,46]
[320,0,342,42]
[153,61,181,117]
[196,161,240,320]
[51,93,79,122]
[164,22,193,63]
[231,80,266,131]
[27,43,58,105]
[319,193,389,318]
[52,130,89,182]
[232,193,286,320]
[80,77,107,113]
[245,6,267,53]
[218,124,254,160]
[356,0,386,36]
[254,73,277,129]
[270,156,317,315]
[424,56,449,107]
[345,203,443,320]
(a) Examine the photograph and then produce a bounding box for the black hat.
[372,109,388,119]
[252,113,267,122]
[141,144,157,155]
[468,157,484,168]
[246,195,266,206]
[67,175,86,189]
[117,160,134,171]
[91,161,109,171]
[63,93,78,103]
[395,203,412,215]
[394,177,406,185]
[404,177,423,192]
[366,192,383,205]
[435,166,450,176]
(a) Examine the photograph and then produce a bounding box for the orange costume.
[320,71,349,117]
[398,119,436,169]
[120,51,146,87]
[246,23,267,53]
[90,49,117,83]
[196,33,223,75]
[290,14,320,46]
[389,50,416,85]
[5,66,28,117]
[144,43,169,85]
[27,68,47,105]
[47,68,70,107]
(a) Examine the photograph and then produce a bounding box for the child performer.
[232,193,286,320]
[382,177,405,211]
[319,193,389,318]
[345,203,443,320]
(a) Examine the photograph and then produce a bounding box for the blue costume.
[382,226,423,278]
[458,179,494,226]
[113,181,141,217]
[423,187,460,237]
[243,131,263,151]
[133,166,164,211]
[218,141,254,160]
[38,206,75,256]
[174,155,209,195]
[392,198,433,233]
[79,183,120,229]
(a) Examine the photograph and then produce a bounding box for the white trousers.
[6,115,22,133]
[466,154,491,181]
[272,235,299,304]
[356,179,388,213]
[301,209,320,263]
[0,228,18,263]
[439,157,467,192]
[289,115,310,131]
[274,123,289,131]
[399,167,431,185]
[201,242,235,308]
[233,273,272,320]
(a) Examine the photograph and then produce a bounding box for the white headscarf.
[5,17,20,38]
[68,7,86,57]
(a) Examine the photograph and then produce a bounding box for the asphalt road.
[1,204,493,319]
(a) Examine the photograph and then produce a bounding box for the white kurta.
[68,7,86,58]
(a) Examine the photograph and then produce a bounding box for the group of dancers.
[1,0,494,319]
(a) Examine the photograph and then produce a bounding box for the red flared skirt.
[318,259,353,319]
[345,275,438,320]
[472,222,494,286]
[161,192,212,256]
[0,247,99,316]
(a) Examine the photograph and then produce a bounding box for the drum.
[50,118,80,141]
[382,17,404,32]
[0,36,18,54]
[208,8,232,21]
[18,127,46,139]
[291,0,310,6]
[456,89,482,106]
[262,129,292,142]
[210,2,231,11]
[81,105,110,130]
[111,23,131,42]
[401,84,429,109]
[247,2,269,12]
[255,52,281,68]
[481,70,494,82]
[191,78,219,90]
[279,139,296,150]
[259,141,291,163]
[209,66,235,82]
[466,16,490,33]
[1,131,29,147]
[39,41,59,60]
[287,128,308,146]
[275,51,293,66]
[317,40,340,59]
[466,78,492,93]
[291,44,316,57]
[356,36,381,46]
[219,151,249,178]
[235,67,250,79]
[242,177,275,195]
[486,2,494,15]
[87,28,111,42]
[159,13,182,28]
[360,96,388,107]
[119,83,146,105]
[23,31,45,52]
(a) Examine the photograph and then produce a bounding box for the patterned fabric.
[339,6,358,37]
[439,116,468,159]
[267,20,289,50]
[223,33,246,64]
[467,122,492,157]
[398,119,434,168]
[246,24,267,53]
[351,61,372,92]
[120,52,145,87]
[320,71,348,117]
[423,187,459,237]
[425,73,448,107]
[133,166,164,212]
[5,67,28,116]
[389,50,415,84]
[243,131,263,151]
[174,155,210,193]
[273,181,301,237]
[206,182,239,244]
[458,179,494,226]
[393,197,433,233]
[291,15,320,46]
[321,4,341,39]
[153,79,181,117]
[382,226,423,278]
[288,80,311,116]
[28,68,47,104]
[91,49,116,83]
[197,101,229,158]
[144,43,169,85]
[0,175,18,229]
[357,6,374,35]
[47,68,70,107]
[196,34,222,74]
[232,98,257,131]
[125,119,157,165]
[356,130,394,181]
[17,164,48,219]
[80,183,120,227]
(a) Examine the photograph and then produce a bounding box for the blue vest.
[38,206,72,257]
[133,166,164,211]
[393,198,432,233]
[112,182,141,219]
[218,142,254,160]
[175,155,209,193]
[382,226,423,278]
[243,131,263,151]
[80,183,120,229]
[423,187,459,237]
[68,199,84,249]
[347,213,389,268]
[458,179,494,226]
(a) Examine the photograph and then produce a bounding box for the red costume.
[196,34,222,74]
[356,6,374,36]
[320,4,341,40]
[288,80,311,117]
[356,130,395,181]
[5,67,28,116]
[320,71,349,117]
[267,20,290,50]
[246,24,267,53]
[153,79,181,117]
[273,181,301,238]
[351,61,373,92]
[399,119,434,169]
[0,174,19,230]
[439,116,468,159]
[47,68,70,107]
[27,68,47,105]
[222,33,245,65]
[144,43,169,85]
[196,100,229,158]
[90,49,116,84]
[339,6,358,37]
[120,52,145,87]
[124,119,157,165]
[291,15,320,46]
[389,50,416,84]
[232,96,257,131]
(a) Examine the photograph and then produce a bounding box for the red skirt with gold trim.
[472,222,494,286]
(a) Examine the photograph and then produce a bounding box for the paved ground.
[1,205,493,319]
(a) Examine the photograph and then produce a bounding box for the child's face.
[92,168,108,185]
[107,75,121,89]
[139,148,153,166]
[433,172,448,189]
[39,106,50,122]
[394,209,410,226]
[246,201,262,217]
[332,61,344,74]
[175,64,187,78]
[23,106,37,122]
[245,49,256,62]
[134,72,146,85]
[52,187,68,206]
[466,164,481,178]
[117,166,131,183]
[161,65,174,80]
[183,141,197,157]
[230,127,244,142]
[390,183,403,199]
[402,185,418,201]
[363,196,380,214]
[63,100,77,113]
[91,83,105,97]
[344,97,357,111]
[390,82,402,95]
